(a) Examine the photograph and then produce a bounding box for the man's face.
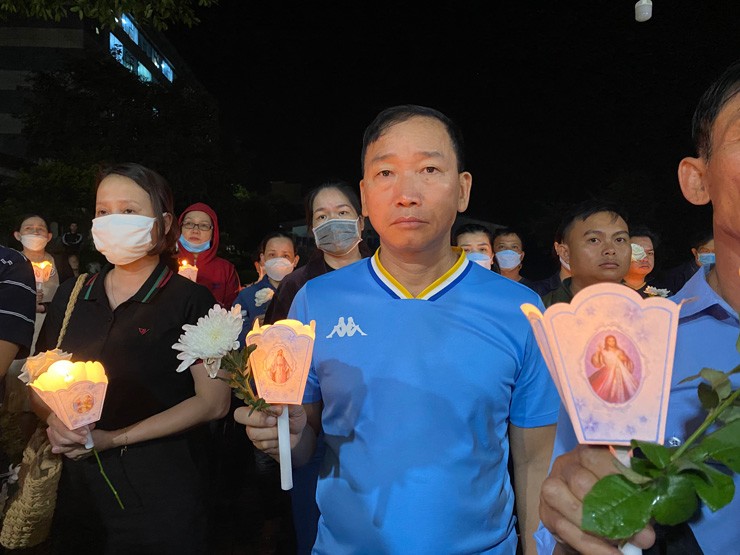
[562,211,631,287]
[70,223,78,233]
[629,236,655,276]
[691,239,715,265]
[493,233,524,255]
[360,116,472,256]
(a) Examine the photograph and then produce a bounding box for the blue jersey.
[289,248,559,554]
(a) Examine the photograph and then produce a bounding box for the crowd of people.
[0,58,738,555]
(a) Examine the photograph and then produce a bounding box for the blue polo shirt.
[290,249,559,554]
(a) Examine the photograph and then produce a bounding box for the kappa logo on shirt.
[326,316,367,338]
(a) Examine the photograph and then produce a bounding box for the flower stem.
[671,386,740,461]
[92,448,125,510]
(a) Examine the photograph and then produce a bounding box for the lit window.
[138,64,152,82]
[120,13,139,44]
[161,61,174,83]
[109,33,123,63]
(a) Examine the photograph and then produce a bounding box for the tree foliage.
[0,0,218,30]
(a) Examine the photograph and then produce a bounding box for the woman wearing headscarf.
[177,202,241,308]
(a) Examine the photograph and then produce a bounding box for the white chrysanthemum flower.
[644,285,670,298]
[254,288,275,307]
[172,303,243,377]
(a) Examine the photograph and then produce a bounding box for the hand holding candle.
[246,318,315,490]
[27,354,123,508]
[31,260,53,300]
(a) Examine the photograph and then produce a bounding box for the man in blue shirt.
[237,105,559,554]
[536,60,740,555]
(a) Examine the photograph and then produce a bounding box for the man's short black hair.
[689,228,713,250]
[492,227,525,249]
[692,59,740,158]
[361,104,466,174]
[555,199,629,244]
[629,224,660,251]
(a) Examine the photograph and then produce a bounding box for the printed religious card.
[246,319,316,405]
[521,283,682,446]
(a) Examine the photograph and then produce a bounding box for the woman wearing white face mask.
[261,180,371,554]
[4,214,75,433]
[232,232,299,345]
[32,163,230,552]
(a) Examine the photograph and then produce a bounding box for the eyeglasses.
[182,222,213,232]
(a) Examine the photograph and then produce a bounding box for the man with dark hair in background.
[541,199,631,307]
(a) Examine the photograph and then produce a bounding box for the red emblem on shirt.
[138,328,150,335]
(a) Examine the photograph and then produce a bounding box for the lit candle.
[30,359,109,449]
[31,260,53,293]
[246,318,316,490]
[178,259,198,282]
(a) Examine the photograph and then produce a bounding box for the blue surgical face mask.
[179,235,211,253]
[697,252,715,266]
[495,250,522,270]
[466,251,492,270]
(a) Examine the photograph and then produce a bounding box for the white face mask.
[559,256,571,272]
[92,214,156,266]
[495,250,522,270]
[263,257,294,282]
[20,234,49,251]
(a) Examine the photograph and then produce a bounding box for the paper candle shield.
[178,260,198,282]
[31,260,53,283]
[246,319,315,404]
[30,360,108,430]
[521,283,682,446]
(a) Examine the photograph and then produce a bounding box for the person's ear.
[678,156,711,206]
[554,241,567,261]
[457,172,473,213]
[691,247,700,264]
[559,243,571,266]
[359,180,369,218]
[292,255,300,267]
[13,231,21,242]
[358,215,365,233]
[520,251,525,262]
[163,212,173,234]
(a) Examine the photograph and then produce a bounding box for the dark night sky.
[165,1,737,276]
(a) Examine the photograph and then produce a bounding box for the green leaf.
[582,474,655,539]
[629,456,660,477]
[719,404,740,424]
[736,332,740,355]
[633,440,673,469]
[701,419,740,472]
[649,474,699,525]
[685,462,735,511]
[698,382,720,411]
[699,368,733,400]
